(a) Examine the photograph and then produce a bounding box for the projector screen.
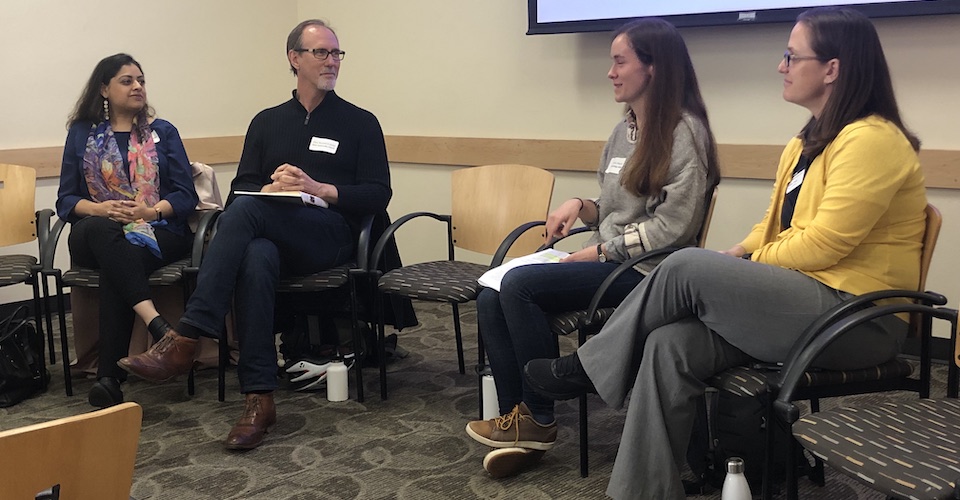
[528,0,960,34]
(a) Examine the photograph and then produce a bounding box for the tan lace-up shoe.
[465,402,557,450]
[483,447,546,478]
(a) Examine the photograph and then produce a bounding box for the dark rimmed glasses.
[295,48,346,61]
[782,51,821,67]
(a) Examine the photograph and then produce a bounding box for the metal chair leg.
[451,303,466,374]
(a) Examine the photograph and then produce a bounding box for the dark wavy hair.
[614,18,721,197]
[796,7,920,156]
[286,19,337,76]
[67,53,153,128]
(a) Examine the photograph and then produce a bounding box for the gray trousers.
[578,248,907,500]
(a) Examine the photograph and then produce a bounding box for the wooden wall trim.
[3,135,958,188]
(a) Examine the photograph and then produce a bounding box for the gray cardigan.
[585,112,716,272]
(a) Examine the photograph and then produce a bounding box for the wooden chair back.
[451,164,554,257]
[909,203,942,338]
[0,163,37,247]
[0,402,142,500]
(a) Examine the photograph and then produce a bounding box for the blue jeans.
[477,261,645,419]
[179,196,354,393]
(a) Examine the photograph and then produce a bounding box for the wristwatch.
[597,244,607,263]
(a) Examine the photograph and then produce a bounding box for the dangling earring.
[103,99,110,122]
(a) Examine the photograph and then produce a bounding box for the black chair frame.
[765,290,953,500]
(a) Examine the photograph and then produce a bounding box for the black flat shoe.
[523,353,597,401]
[88,377,124,408]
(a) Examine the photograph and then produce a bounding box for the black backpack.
[0,306,49,407]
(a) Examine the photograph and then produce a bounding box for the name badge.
[786,168,805,194]
[151,130,161,144]
[605,157,626,175]
[309,137,339,154]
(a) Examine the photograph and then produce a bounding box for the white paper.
[477,248,570,292]
[233,190,329,208]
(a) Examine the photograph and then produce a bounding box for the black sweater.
[229,90,392,222]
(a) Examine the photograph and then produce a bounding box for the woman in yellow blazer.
[524,7,926,499]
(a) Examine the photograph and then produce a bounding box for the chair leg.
[31,267,56,365]
[349,276,364,403]
[187,366,196,396]
[809,398,824,487]
[476,324,485,420]
[451,303,466,374]
[376,289,388,400]
[579,393,589,478]
[762,392,775,500]
[51,271,72,396]
[786,428,799,500]
[28,271,49,361]
[218,330,227,402]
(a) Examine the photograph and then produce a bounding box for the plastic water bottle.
[326,360,349,402]
[721,457,752,500]
[481,374,499,420]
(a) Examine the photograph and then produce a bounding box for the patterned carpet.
[3,301,948,499]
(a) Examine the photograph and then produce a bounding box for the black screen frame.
[527,1,960,34]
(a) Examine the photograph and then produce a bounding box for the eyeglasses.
[294,48,346,61]
[782,51,821,67]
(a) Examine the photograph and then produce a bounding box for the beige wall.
[3,0,959,339]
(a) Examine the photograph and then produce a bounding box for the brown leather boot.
[117,330,198,383]
[224,393,277,450]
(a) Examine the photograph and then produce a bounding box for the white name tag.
[605,157,626,175]
[309,137,339,154]
[786,169,805,194]
[151,130,161,144]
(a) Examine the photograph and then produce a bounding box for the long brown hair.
[614,19,720,197]
[796,7,920,156]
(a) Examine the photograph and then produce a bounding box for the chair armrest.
[370,211,451,271]
[488,220,549,267]
[583,246,689,325]
[35,209,67,272]
[772,289,948,389]
[186,209,222,273]
[489,224,593,268]
[537,226,593,252]
[355,214,375,271]
[773,301,956,424]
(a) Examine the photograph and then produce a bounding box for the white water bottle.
[721,457,752,500]
[481,374,499,420]
[326,360,349,402]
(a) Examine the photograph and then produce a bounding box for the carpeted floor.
[3,302,948,499]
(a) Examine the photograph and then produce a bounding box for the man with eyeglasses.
[118,19,397,450]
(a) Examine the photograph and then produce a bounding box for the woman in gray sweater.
[466,18,721,477]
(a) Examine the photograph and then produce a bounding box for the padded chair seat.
[709,358,914,397]
[0,255,36,286]
[277,264,352,292]
[62,257,190,288]
[548,307,616,337]
[378,260,488,302]
[793,398,960,500]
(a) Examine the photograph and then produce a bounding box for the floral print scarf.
[82,111,164,257]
